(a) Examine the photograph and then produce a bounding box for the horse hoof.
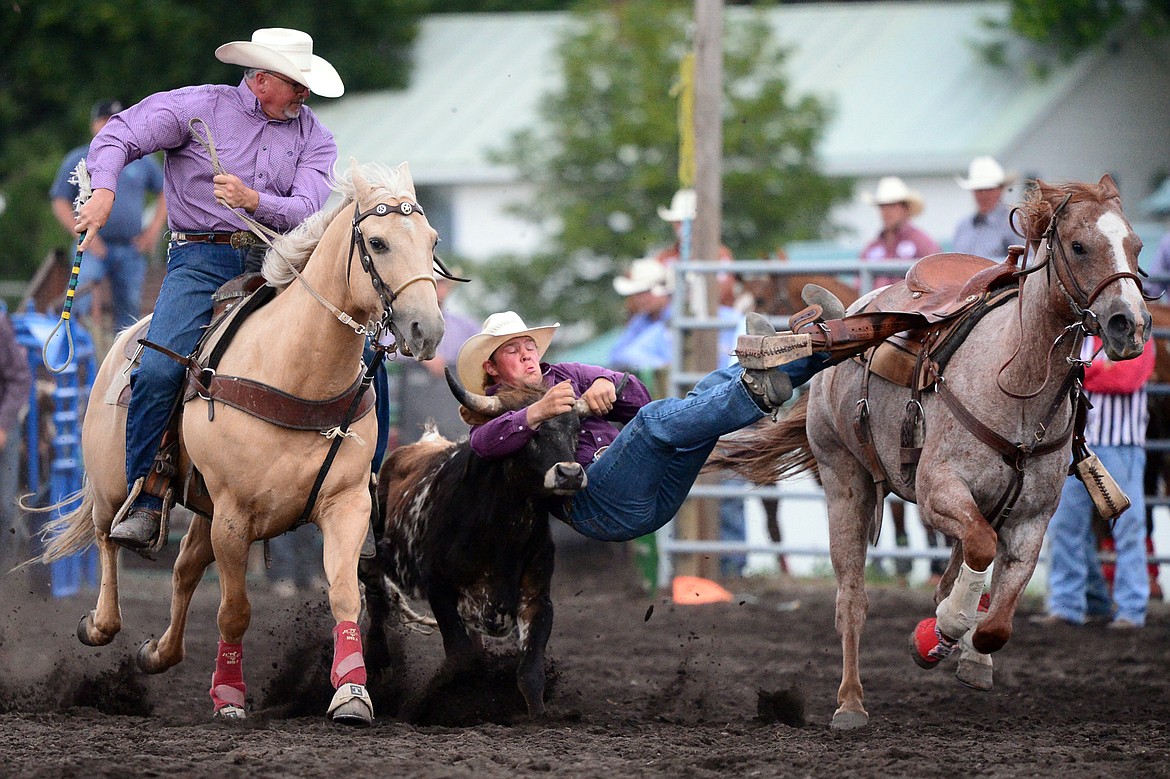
[831,709,869,730]
[956,658,994,691]
[76,613,113,647]
[136,639,165,675]
[213,705,247,721]
[328,683,373,727]
[331,699,373,727]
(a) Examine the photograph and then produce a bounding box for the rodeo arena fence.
[9,258,1170,597]
[654,256,1170,593]
[12,303,97,598]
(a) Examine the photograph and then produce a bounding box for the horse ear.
[349,159,372,201]
[396,161,417,199]
[1099,173,1121,200]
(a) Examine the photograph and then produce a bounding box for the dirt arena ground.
[0,533,1168,779]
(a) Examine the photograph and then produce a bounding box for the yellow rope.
[670,52,697,189]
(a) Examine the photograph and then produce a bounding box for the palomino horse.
[40,161,444,724]
[717,176,1150,729]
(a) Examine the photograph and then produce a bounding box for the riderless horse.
[715,175,1150,728]
[39,161,445,725]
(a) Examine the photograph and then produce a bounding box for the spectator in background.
[609,257,675,381]
[951,156,1019,260]
[0,307,32,575]
[860,176,941,287]
[610,256,749,577]
[655,189,736,310]
[1036,336,1155,629]
[50,99,167,334]
[396,273,479,442]
[860,175,942,582]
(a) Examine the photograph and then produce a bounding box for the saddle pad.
[868,337,923,389]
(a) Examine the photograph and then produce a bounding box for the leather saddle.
[861,247,1024,390]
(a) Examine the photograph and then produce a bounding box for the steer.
[360,371,594,716]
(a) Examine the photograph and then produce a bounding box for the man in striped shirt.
[1039,336,1155,629]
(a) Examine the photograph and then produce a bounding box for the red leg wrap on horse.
[331,621,367,688]
[209,640,246,710]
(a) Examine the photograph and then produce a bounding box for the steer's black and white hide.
[360,377,587,717]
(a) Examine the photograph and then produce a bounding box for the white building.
[315,2,1170,261]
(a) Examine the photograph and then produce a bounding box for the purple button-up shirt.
[86,80,336,234]
[469,362,651,468]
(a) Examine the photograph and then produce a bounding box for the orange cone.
[672,575,733,605]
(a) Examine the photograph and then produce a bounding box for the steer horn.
[445,366,504,418]
[574,372,632,417]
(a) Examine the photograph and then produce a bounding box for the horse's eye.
[368,237,387,252]
[1071,241,1086,255]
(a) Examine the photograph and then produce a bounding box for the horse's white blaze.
[1096,210,1132,276]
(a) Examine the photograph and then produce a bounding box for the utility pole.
[678,0,724,579]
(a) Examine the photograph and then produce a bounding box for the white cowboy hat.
[216,28,344,98]
[657,189,697,222]
[862,176,924,217]
[956,156,1016,190]
[456,311,560,392]
[613,257,674,297]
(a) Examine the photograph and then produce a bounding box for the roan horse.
[716,176,1150,729]
[38,161,444,725]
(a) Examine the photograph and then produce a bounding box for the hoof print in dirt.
[756,687,805,727]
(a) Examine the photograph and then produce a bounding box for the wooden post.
[678,0,725,579]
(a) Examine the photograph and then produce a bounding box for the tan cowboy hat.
[862,176,924,217]
[657,189,697,222]
[456,311,560,392]
[956,156,1016,190]
[613,257,674,297]
[216,28,344,98]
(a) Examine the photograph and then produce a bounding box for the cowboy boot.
[740,313,794,411]
[737,286,927,369]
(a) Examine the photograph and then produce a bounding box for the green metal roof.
[314,3,1082,185]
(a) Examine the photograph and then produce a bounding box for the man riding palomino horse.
[72,27,344,554]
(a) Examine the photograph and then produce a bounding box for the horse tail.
[32,485,97,565]
[706,393,819,484]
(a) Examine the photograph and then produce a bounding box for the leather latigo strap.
[800,312,929,362]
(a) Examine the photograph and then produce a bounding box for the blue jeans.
[1046,445,1148,625]
[566,355,828,541]
[74,241,148,331]
[125,242,248,487]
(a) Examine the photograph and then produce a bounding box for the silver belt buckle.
[229,231,255,249]
[592,445,609,463]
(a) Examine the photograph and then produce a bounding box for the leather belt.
[172,231,260,249]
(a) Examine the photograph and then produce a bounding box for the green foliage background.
[477,0,853,338]
[0,0,426,286]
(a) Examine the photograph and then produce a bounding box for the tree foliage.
[479,0,852,338]
[984,0,1170,71]
[0,0,425,284]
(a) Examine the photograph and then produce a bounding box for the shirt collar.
[234,78,295,123]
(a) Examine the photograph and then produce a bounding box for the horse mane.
[1017,179,1118,246]
[705,393,820,484]
[261,161,419,289]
